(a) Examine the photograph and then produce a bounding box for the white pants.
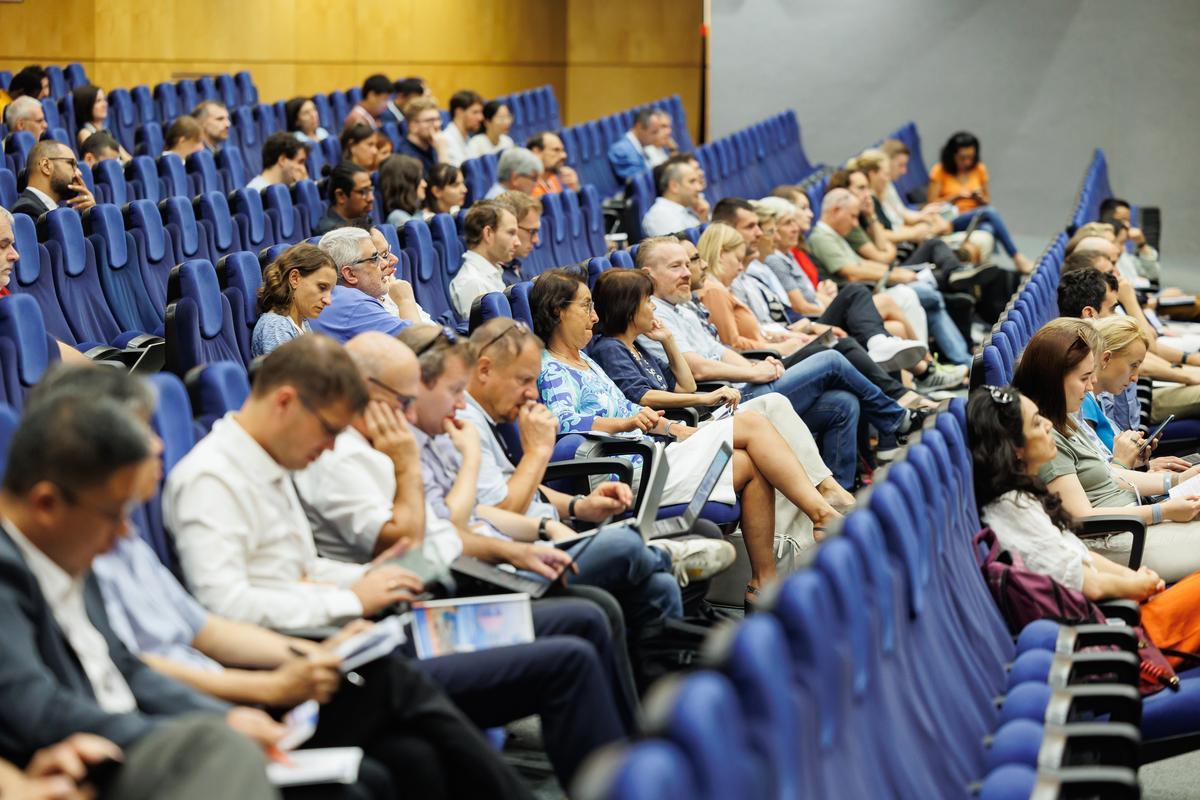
[1085,519,1200,584]
[885,284,929,344]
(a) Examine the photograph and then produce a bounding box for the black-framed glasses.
[477,320,528,355]
[369,376,416,412]
[413,325,458,357]
[983,385,1016,404]
[350,251,385,268]
[297,393,344,438]
[46,156,79,170]
[518,224,541,236]
[351,186,375,197]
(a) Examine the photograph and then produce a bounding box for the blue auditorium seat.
[260,182,307,244]
[161,195,215,266]
[134,122,164,159]
[186,360,251,433]
[185,149,224,195]
[176,81,199,116]
[91,158,129,206]
[216,74,239,110]
[215,251,263,362]
[164,258,246,374]
[64,63,89,90]
[585,257,610,290]
[292,179,324,235]
[235,71,259,106]
[153,82,179,123]
[505,281,534,328]
[609,250,634,269]
[578,185,608,258]
[0,168,16,209]
[468,291,512,332]
[0,401,16,483]
[217,147,250,193]
[130,86,156,128]
[230,106,262,175]
[0,294,60,409]
[230,188,278,252]
[143,372,194,576]
[428,212,465,285]
[624,171,655,242]
[5,131,36,174]
[44,66,67,98]
[10,211,75,344]
[84,204,162,332]
[103,88,138,153]
[194,191,243,260]
[125,156,161,203]
[402,218,458,326]
[572,741,699,800]
[157,153,191,198]
[539,193,576,268]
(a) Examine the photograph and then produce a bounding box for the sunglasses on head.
[983,385,1016,404]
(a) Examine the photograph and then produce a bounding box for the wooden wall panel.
[1,0,702,143]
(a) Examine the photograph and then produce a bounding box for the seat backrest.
[505,281,534,328]
[573,741,699,800]
[91,158,128,207]
[194,191,241,259]
[159,194,212,265]
[85,203,162,331]
[215,250,263,361]
[39,208,124,343]
[291,179,324,233]
[217,146,250,193]
[185,149,224,195]
[143,371,195,574]
[124,155,161,203]
[261,183,307,242]
[133,121,164,159]
[230,106,262,174]
[11,211,75,344]
[0,402,18,483]
[468,291,513,332]
[123,199,176,313]
[157,153,191,198]
[235,71,258,106]
[0,294,59,408]
[186,360,251,433]
[215,73,239,109]
[609,249,634,269]
[164,258,246,374]
[153,82,179,122]
[0,168,16,209]
[427,212,464,280]
[402,218,456,325]
[230,188,277,251]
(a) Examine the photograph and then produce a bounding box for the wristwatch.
[567,494,584,525]
[537,517,551,540]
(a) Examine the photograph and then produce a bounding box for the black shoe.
[899,406,932,436]
[947,262,1003,297]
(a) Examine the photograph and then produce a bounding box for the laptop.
[450,556,553,599]
[643,441,732,539]
[553,442,670,548]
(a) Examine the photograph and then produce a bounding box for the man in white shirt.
[442,89,483,167]
[245,131,308,193]
[449,201,518,320]
[164,334,424,631]
[641,159,702,236]
[0,392,280,798]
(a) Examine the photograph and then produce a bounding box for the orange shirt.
[532,173,563,198]
[928,162,989,213]
[696,277,773,351]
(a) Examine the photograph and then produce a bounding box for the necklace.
[625,340,667,387]
[548,346,586,368]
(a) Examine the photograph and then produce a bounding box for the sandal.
[744,584,761,616]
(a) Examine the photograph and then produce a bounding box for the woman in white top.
[72,84,132,162]
[286,96,331,147]
[466,100,515,160]
[251,244,337,357]
[970,383,1200,663]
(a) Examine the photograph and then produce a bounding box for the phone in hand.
[1139,415,1175,456]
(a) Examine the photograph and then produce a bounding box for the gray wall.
[710,0,1200,284]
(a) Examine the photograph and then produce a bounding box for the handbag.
[973,526,1183,696]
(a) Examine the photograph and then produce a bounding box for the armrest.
[1056,651,1140,688]
[1096,599,1141,626]
[695,381,731,393]
[1076,515,1145,569]
[739,348,781,361]
[1054,623,1138,656]
[1050,766,1140,799]
[1045,685,1143,727]
[543,457,634,489]
[1047,721,1142,770]
[662,407,699,426]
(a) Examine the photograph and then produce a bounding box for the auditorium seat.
[91,158,129,207]
[428,212,465,285]
[262,183,309,242]
[0,294,60,409]
[572,741,699,800]
[292,179,325,235]
[84,204,163,333]
[468,291,512,333]
[216,74,240,110]
[0,168,16,209]
[10,211,77,345]
[153,82,180,123]
[505,281,534,329]
[186,360,251,434]
[402,218,458,326]
[0,401,18,482]
[157,153,192,198]
[186,149,224,195]
[230,188,279,252]
[215,250,263,362]
[230,106,262,175]
[143,371,196,576]
[134,122,165,159]
[235,71,259,106]
[217,147,250,193]
[164,258,246,374]
[194,191,243,260]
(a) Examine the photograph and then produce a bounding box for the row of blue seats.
[2,64,255,110]
[623,110,819,241]
[574,400,1151,799]
[0,63,89,100]
[491,85,560,148]
[560,94,692,199]
[1072,149,1114,231]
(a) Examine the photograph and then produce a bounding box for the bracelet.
[1166,475,1174,494]
[1153,504,1164,525]
[1111,459,1130,470]
[568,495,583,521]
[537,517,551,540]
[664,420,675,437]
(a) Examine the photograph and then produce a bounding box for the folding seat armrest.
[694,381,732,393]
[739,348,781,361]
[1095,599,1140,626]
[1076,515,1144,569]
[542,458,634,489]
[662,407,699,426]
[1050,766,1141,799]
[1046,721,1142,770]
[1060,651,1140,687]
[1056,623,1138,656]
[1052,685,1142,727]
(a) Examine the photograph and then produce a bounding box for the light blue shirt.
[413,426,507,540]
[251,311,307,357]
[92,535,220,672]
[310,285,412,344]
[639,295,726,363]
[458,393,559,521]
[1098,383,1140,434]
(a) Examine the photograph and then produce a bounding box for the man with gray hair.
[309,227,412,342]
[484,146,541,199]
[6,95,47,138]
[640,159,702,236]
[10,140,96,217]
[608,107,673,181]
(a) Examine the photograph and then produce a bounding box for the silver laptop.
[554,441,670,548]
[643,441,732,539]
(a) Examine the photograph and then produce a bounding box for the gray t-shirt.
[1037,422,1136,508]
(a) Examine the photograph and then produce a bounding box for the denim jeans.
[561,526,682,631]
[907,281,972,365]
[744,349,906,487]
[954,206,1019,257]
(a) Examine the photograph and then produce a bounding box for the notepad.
[267,747,363,787]
[1168,473,1200,500]
[332,614,408,673]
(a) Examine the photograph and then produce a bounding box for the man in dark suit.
[0,393,278,799]
[10,140,95,218]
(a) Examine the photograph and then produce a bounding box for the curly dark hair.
[939,131,980,174]
[530,267,586,343]
[967,386,1075,532]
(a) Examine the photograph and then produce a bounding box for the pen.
[287,644,365,687]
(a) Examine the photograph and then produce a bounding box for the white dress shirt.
[981,491,1094,592]
[27,186,58,212]
[449,250,505,319]
[641,197,700,237]
[163,414,366,630]
[467,133,514,160]
[442,123,471,167]
[2,519,136,713]
[295,427,463,566]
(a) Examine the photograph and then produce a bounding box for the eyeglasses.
[297,393,344,438]
[46,156,79,170]
[575,298,595,314]
[413,325,458,357]
[477,320,528,355]
[350,251,386,268]
[59,486,136,527]
[982,385,1016,404]
[518,225,541,236]
[687,254,702,264]
[351,186,375,197]
[369,376,416,412]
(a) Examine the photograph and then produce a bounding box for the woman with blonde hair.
[251,243,337,356]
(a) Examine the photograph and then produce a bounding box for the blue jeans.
[744,349,905,486]
[561,526,682,630]
[799,388,859,488]
[953,206,1019,257]
[907,281,972,365]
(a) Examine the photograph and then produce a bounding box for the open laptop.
[643,441,732,539]
[552,441,670,548]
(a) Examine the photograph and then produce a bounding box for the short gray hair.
[821,188,856,214]
[318,227,372,279]
[0,206,13,228]
[8,96,41,124]
[497,147,542,183]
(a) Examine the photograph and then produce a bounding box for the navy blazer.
[9,189,49,220]
[0,526,227,767]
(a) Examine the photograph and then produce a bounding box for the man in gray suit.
[0,393,279,800]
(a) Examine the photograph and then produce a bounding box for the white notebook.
[267,747,364,787]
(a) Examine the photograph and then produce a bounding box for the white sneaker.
[649,537,736,587]
[866,335,927,372]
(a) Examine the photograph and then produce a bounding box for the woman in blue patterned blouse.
[532,268,841,609]
[251,243,337,357]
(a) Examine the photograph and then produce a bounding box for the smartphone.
[818,329,837,348]
[1139,415,1176,455]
